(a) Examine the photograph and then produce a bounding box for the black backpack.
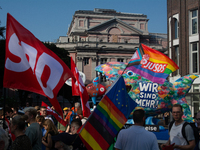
[169,121,199,149]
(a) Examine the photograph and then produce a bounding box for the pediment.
[87,18,143,35]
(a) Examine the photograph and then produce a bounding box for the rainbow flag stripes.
[127,44,179,84]
[79,76,137,150]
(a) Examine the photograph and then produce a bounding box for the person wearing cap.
[64,107,73,125]
[63,107,70,118]
[52,118,85,150]
[57,107,70,133]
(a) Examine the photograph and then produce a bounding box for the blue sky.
[1,0,167,42]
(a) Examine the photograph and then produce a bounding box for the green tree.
[0,26,5,39]
[0,39,5,88]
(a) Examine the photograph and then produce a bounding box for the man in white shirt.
[161,104,195,150]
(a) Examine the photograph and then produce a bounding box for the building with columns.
[56,8,167,85]
[167,0,200,116]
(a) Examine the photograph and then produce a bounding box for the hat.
[63,107,70,111]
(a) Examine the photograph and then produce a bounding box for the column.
[91,57,97,80]
[76,57,83,72]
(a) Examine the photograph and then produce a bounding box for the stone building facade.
[56,8,167,85]
[167,0,200,116]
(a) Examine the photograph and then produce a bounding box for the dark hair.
[5,106,13,113]
[133,109,145,123]
[36,115,45,123]
[172,104,183,112]
[12,115,26,131]
[71,118,82,129]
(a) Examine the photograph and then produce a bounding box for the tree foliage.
[0,39,5,89]
[0,26,5,39]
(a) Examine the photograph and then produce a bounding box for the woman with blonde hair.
[42,119,59,150]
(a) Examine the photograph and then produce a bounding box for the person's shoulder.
[144,129,157,137]
[118,126,134,134]
[32,122,41,127]
[184,122,194,130]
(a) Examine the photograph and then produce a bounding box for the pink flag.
[71,57,91,117]
[3,13,74,117]
[41,101,68,127]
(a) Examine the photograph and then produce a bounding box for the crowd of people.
[0,102,87,150]
[115,104,200,150]
[0,102,200,150]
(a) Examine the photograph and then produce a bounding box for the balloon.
[95,62,198,122]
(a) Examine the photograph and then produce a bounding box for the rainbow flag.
[127,44,179,84]
[79,76,137,150]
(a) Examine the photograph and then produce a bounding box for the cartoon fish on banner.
[95,62,198,122]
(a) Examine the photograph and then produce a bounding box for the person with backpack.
[160,104,196,150]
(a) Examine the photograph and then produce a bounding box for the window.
[191,9,198,35]
[140,23,145,30]
[100,58,107,64]
[174,46,179,74]
[83,58,89,66]
[193,84,199,93]
[79,20,84,27]
[117,58,123,62]
[190,42,199,73]
[174,19,179,39]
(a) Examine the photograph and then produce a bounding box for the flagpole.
[3,88,6,129]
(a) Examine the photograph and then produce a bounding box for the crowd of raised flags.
[2,13,179,149]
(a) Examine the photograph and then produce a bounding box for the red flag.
[71,59,79,96]
[3,13,74,117]
[71,58,91,117]
[41,101,68,127]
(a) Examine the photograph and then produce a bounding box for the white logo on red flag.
[4,13,74,117]
[71,58,91,117]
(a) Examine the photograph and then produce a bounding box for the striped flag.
[127,44,179,84]
[79,76,137,150]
